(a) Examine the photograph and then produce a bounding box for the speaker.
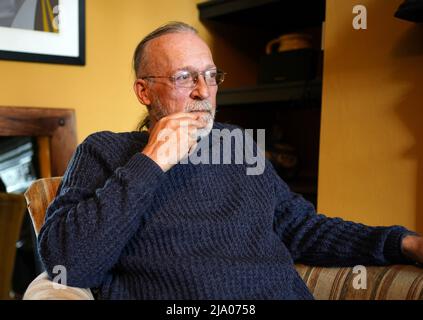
[258,49,319,84]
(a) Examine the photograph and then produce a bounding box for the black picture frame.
[0,0,85,66]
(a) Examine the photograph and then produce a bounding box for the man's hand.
[401,234,423,265]
[141,112,207,172]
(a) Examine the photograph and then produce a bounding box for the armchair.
[23,177,94,300]
[23,177,423,300]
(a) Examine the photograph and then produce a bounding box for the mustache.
[185,100,213,114]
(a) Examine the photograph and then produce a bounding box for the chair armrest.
[23,271,95,300]
[295,263,423,300]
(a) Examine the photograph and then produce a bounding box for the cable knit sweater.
[38,121,413,300]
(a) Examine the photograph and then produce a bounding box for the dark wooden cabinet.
[198,0,326,206]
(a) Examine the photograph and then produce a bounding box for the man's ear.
[133,79,151,106]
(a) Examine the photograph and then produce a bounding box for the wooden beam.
[0,106,77,176]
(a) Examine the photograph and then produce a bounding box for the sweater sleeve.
[38,133,164,288]
[270,164,416,267]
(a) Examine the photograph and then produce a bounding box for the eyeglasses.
[140,69,226,88]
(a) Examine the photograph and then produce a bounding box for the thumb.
[188,142,198,156]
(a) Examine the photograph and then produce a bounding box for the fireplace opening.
[0,136,43,299]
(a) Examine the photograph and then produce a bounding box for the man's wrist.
[402,235,418,254]
[401,234,423,264]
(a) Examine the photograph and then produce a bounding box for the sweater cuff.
[120,152,164,190]
[383,226,419,264]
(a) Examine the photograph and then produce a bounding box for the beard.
[149,96,216,140]
[184,100,215,139]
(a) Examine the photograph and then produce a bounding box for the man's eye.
[175,72,191,81]
[206,70,217,78]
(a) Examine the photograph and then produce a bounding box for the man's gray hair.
[133,21,198,78]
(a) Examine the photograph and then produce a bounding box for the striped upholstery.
[295,264,423,300]
[23,178,423,300]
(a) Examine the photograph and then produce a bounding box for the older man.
[38,22,423,300]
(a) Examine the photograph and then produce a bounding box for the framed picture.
[0,0,85,65]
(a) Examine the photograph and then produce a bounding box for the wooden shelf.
[217,80,322,106]
[286,175,318,206]
[198,0,279,19]
[287,176,318,195]
[198,0,324,207]
[198,0,325,31]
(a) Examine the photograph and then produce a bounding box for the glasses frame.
[140,69,226,88]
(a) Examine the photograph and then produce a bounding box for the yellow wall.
[0,0,251,142]
[319,0,423,232]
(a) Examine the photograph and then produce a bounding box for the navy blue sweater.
[38,122,413,299]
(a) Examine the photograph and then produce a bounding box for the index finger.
[164,112,202,120]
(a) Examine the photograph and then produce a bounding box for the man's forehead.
[145,32,214,71]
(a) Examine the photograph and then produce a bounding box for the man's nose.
[190,75,210,100]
